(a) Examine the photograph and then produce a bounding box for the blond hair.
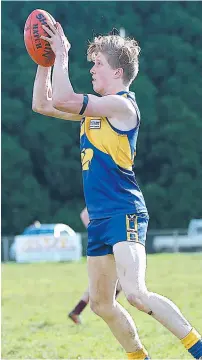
[87,35,141,85]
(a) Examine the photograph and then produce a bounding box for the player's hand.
[41,22,71,56]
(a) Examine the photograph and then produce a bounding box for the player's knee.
[127,293,145,311]
[127,291,150,312]
[90,299,114,319]
[89,299,99,314]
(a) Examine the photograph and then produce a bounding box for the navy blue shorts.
[87,213,149,257]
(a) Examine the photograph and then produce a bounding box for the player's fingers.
[56,22,65,36]
[65,37,71,49]
[42,25,54,37]
[55,22,71,48]
[40,35,52,43]
[46,21,57,34]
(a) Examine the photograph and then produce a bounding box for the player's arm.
[41,23,136,121]
[51,56,135,118]
[32,65,83,121]
[53,92,135,119]
[80,207,89,228]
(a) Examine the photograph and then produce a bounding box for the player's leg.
[88,253,150,359]
[68,281,121,325]
[113,214,202,359]
[68,281,121,324]
[115,280,122,298]
[68,287,89,324]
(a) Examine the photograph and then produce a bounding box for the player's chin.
[92,81,101,95]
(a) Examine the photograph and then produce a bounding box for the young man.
[32,21,202,359]
[68,207,122,325]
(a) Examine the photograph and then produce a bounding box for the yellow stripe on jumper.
[85,116,133,170]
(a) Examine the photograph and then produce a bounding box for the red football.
[24,9,56,67]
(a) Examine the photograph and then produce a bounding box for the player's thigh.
[113,241,147,297]
[87,254,118,302]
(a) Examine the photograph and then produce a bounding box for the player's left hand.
[41,22,71,56]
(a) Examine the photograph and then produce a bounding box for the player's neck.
[102,84,129,96]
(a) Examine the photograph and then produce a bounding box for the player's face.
[90,52,116,95]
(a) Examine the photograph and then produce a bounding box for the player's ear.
[114,68,123,79]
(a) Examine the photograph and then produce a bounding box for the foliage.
[2,1,202,234]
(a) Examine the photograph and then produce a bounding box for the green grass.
[2,253,202,359]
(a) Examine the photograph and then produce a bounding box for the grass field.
[2,253,202,359]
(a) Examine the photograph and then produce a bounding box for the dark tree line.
[2,1,202,234]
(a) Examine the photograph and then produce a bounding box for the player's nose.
[90,65,96,74]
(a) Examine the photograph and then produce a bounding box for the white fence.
[3,229,202,263]
[1,233,88,262]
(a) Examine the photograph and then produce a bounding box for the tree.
[2,1,202,233]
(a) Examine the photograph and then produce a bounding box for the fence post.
[173,230,179,253]
[2,237,10,262]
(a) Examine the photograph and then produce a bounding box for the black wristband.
[79,94,89,115]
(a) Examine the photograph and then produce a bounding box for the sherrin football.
[24,9,56,67]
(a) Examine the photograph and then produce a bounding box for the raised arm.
[41,23,137,125]
[32,65,83,121]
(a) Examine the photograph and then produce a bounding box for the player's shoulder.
[116,90,137,103]
[107,92,139,130]
[106,92,136,113]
